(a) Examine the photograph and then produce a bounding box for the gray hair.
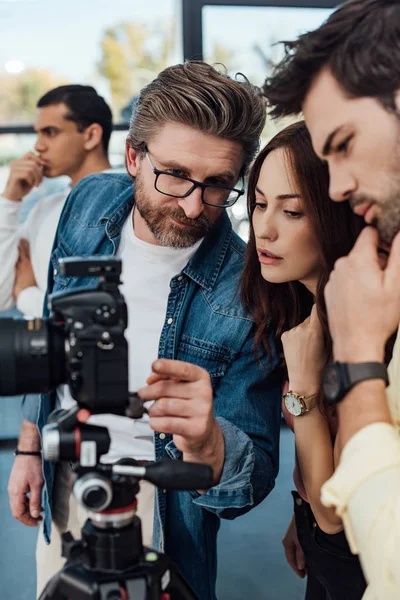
[127,61,266,174]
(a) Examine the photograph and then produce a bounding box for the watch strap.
[346,362,389,387]
[303,393,318,412]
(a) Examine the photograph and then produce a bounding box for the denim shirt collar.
[99,181,135,240]
[183,212,233,292]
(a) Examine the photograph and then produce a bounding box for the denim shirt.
[23,172,282,600]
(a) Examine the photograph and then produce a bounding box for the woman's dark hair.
[241,121,366,407]
[37,85,113,155]
[263,0,400,119]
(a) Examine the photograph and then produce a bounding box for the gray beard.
[133,174,216,248]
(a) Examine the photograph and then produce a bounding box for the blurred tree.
[0,68,67,124]
[98,21,174,115]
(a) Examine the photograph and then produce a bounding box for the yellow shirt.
[321,326,400,600]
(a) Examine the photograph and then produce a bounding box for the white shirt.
[57,210,202,463]
[0,170,116,317]
[0,188,71,316]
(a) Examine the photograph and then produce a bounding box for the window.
[0,0,181,126]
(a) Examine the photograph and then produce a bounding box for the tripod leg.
[162,563,199,600]
[38,572,66,600]
[124,578,147,600]
[99,581,132,600]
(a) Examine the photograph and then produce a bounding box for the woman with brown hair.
[241,120,373,599]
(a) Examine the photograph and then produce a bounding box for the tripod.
[38,459,206,600]
[40,407,213,600]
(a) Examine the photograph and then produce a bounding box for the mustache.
[348,193,378,210]
[161,207,211,229]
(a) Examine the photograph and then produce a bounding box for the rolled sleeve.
[21,393,41,424]
[193,416,255,514]
[166,416,254,515]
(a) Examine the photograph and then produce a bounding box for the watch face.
[322,365,341,401]
[284,393,302,417]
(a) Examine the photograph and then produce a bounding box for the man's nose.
[177,187,204,219]
[34,137,46,153]
[329,166,357,202]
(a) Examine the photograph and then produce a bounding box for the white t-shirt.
[57,209,202,463]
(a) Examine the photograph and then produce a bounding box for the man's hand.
[282,304,325,395]
[3,152,44,202]
[282,514,307,578]
[13,239,36,300]
[8,419,44,527]
[325,227,400,362]
[138,359,225,484]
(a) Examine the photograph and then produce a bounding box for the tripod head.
[40,407,213,599]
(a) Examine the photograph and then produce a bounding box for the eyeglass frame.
[144,146,245,208]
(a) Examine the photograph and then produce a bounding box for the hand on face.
[138,359,223,472]
[3,153,44,202]
[281,304,325,395]
[325,227,400,362]
[13,239,37,300]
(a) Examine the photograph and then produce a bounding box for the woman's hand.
[282,514,307,578]
[281,304,325,395]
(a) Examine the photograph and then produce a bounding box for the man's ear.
[126,143,141,177]
[83,123,103,151]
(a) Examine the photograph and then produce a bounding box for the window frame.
[182,0,338,60]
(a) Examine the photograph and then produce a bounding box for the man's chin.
[42,167,55,178]
[377,215,400,246]
[155,231,204,249]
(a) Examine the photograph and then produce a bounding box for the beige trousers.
[36,461,155,598]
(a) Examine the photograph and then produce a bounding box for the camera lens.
[0,318,67,395]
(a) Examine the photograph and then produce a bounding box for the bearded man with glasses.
[17,61,282,600]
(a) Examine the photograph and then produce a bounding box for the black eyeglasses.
[145,148,244,209]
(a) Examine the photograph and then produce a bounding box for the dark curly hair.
[263,0,400,119]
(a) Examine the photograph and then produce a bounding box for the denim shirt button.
[177,275,184,281]
[159,433,166,440]
[167,318,173,325]
[53,268,58,276]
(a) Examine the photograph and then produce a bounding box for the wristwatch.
[322,362,389,405]
[283,391,317,417]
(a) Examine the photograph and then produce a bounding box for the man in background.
[0,84,113,316]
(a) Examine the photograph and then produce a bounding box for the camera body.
[0,257,129,415]
[51,257,129,414]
